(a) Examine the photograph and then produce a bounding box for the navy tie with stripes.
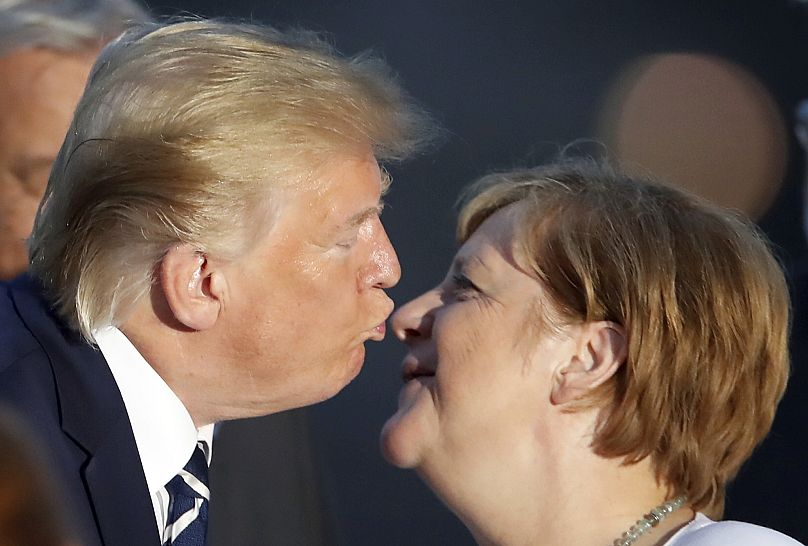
[165,444,209,545]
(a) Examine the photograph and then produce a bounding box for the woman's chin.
[380,381,438,468]
[380,414,422,468]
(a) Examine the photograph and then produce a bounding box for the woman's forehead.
[456,205,533,275]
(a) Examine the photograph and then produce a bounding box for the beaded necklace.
[611,496,688,546]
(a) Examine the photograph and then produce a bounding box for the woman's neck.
[456,422,693,546]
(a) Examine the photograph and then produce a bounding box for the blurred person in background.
[382,161,802,546]
[0,0,147,280]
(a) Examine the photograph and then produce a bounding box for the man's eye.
[337,237,358,249]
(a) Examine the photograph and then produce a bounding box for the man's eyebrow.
[343,200,385,230]
[337,167,390,231]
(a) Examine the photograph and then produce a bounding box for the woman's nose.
[391,290,438,343]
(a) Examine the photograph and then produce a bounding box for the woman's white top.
[665,513,804,545]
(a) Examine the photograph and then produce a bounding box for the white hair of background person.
[0,0,149,56]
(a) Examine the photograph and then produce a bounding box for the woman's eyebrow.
[469,254,491,273]
[451,253,490,275]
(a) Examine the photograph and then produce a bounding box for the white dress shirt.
[95,326,214,544]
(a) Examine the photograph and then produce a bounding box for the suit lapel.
[10,276,160,546]
[84,419,161,546]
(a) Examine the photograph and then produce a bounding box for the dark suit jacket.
[0,276,159,546]
[208,411,336,546]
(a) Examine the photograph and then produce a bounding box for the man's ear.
[159,244,223,331]
[551,321,627,406]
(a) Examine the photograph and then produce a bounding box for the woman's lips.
[401,355,436,382]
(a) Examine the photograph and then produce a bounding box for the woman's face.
[381,204,579,489]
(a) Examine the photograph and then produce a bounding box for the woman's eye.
[451,274,480,300]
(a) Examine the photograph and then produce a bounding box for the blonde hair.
[457,160,790,518]
[29,19,436,340]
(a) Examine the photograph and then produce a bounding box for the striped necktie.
[164,444,210,545]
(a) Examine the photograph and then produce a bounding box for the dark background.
[144,1,808,544]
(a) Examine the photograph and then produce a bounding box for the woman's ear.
[158,244,223,331]
[551,321,627,406]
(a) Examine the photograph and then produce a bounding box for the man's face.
[214,153,401,416]
[0,48,96,280]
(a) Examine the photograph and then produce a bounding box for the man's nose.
[365,218,401,289]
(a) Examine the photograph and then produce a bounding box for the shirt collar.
[94,326,214,494]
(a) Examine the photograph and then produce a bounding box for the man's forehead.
[275,152,384,233]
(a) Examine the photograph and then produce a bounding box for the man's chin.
[320,343,365,402]
[347,343,366,377]
[277,347,368,410]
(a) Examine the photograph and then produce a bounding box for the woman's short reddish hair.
[457,160,790,517]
